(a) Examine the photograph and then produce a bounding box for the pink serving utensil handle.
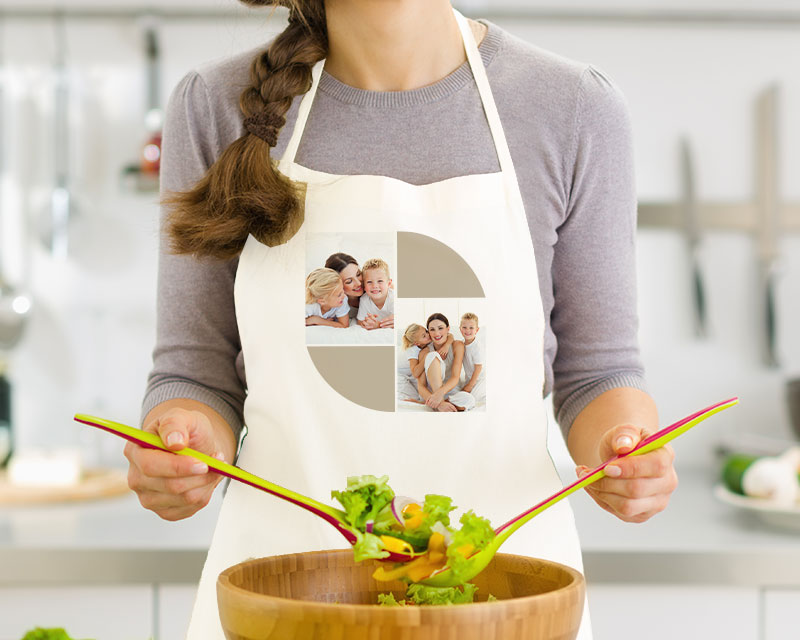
[494,396,739,537]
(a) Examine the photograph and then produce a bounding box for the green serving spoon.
[73,414,422,563]
[416,396,739,587]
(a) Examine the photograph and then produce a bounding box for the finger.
[608,424,644,455]
[605,445,675,480]
[132,465,220,497]
[587,473,677,503]
[584,485,671,522]
[145,412,194,452]
[126,445,209,481]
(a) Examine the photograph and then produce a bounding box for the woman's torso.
[144,20,645,437]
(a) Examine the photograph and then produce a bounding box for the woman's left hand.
[425,389,446,410]
[576,424,678,523]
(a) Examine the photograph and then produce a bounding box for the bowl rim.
[217,548,585,614]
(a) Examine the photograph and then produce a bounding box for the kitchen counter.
[2,468,799,586]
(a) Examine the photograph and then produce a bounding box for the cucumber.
[722,453,800,495]
[722,454,758,495]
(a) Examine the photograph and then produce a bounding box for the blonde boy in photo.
[460,312,485,404]
[357,258,394,330]
[305,268,350,328]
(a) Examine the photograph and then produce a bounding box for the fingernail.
[166,432,184,447]
[605,465,622,477]
[191,462,208,475]
[616,435,634,450]
[213,451,225,461]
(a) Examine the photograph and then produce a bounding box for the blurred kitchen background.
[1,1,799,639]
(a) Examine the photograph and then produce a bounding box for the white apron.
[187,10,589,639]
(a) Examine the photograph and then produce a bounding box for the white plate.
[714,484,800,531]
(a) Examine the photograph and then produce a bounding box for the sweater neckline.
[317,21,502,107]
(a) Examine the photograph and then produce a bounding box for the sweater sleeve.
[551,66,648,437]
[140,71,246,440]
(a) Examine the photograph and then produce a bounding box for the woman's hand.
[425,388,446,410]
[379,315,394,328]
[576,424,678,523]
[124,406,233,521]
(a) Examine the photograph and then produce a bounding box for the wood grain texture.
[217,550,584,640]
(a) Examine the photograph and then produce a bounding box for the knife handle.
[692,262,706,338]
[765,275,779,368]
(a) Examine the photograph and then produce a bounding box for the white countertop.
[2,468,799,586]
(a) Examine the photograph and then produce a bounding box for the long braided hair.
[164,0,328,259]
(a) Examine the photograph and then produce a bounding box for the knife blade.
[755,84,781,368]
[680,136,706,338]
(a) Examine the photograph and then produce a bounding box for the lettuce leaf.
[446,510,495,583]
[406,582,478,605]
[377,592,406,606]
[352,529,389,562]
[331,475,395,530]
[21,629,75,640]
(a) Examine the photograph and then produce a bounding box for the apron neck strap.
[278,8,516,177]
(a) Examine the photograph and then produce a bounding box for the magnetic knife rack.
[638,85,795,368]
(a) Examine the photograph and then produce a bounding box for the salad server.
[73,413,423,563]
[412,396,739,587]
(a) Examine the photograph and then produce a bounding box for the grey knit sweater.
[143,20,647,441]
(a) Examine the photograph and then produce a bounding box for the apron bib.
[187,11,589,638]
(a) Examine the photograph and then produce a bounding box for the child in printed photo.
[357,258,394,330]
[460,312,485,404]
[305,268,349,328]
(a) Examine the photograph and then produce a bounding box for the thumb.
[152,413,192,451]
[608,424,642,455]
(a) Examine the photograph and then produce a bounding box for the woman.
[418,313,474,412]
[324,251,362,317]
[127,2,677,638]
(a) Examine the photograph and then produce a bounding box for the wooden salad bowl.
[217,549,584,640]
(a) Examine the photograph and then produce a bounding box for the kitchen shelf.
[638,202,800,233]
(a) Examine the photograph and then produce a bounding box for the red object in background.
[141,130,162,175]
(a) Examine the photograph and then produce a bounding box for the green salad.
[331,475,497,605]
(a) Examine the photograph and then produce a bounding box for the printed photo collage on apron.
[305,232,487,413]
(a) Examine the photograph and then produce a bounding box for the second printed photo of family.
[396,299,486,412]
[305,232,395,345]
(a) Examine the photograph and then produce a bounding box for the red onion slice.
[365,520,374,534]
[391,496,422,528]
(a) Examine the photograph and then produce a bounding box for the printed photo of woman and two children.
[305,232,395,345]
[396,299,486,413]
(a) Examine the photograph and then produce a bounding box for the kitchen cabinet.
[157,584,198,640]
[764,589,800,640]
[0,586,153,640]
[586,585,759,640]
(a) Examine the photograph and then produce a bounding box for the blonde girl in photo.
[304,268,350,328]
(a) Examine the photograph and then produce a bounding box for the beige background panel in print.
[397,232,485,299]
[307,346,395,412]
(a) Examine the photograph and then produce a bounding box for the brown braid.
[163,0,328,259]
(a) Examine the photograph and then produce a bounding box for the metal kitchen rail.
[4,6,800,26]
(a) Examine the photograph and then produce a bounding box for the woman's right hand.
[124,407,230,521]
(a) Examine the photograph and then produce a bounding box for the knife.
[755,85,780,368]
[680,136,706,338]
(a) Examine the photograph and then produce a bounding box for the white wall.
[1,8,798,469]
